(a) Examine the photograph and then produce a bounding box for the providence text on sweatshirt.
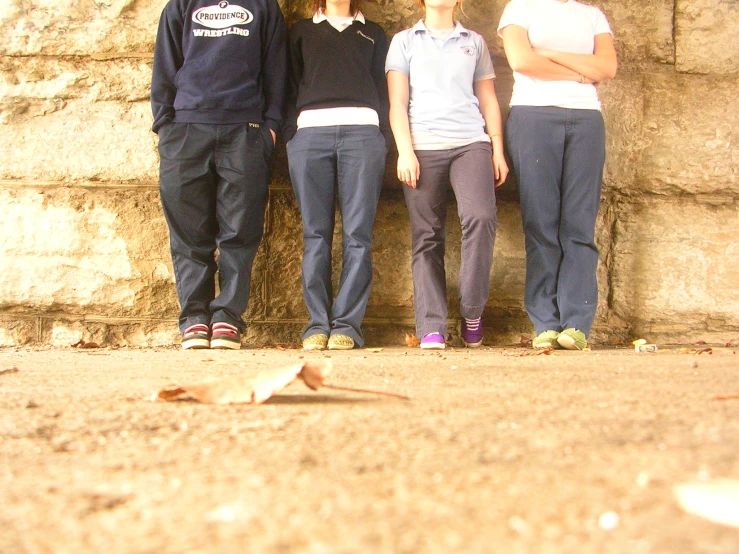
[151,0,287,134]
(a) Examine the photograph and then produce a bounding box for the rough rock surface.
[0,0,737,346]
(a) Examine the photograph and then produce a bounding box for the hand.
[270,128,276,146]
[493,152,508,188]
[397,151,420,188]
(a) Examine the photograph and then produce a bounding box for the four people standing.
[152,0,615,350]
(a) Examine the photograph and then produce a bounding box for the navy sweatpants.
[505,106,605,336]
[158,122,273,334]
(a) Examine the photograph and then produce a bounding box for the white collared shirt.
[386,20,495,148]
[313,8,365,32]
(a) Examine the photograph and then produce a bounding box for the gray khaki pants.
[403,141,498,339]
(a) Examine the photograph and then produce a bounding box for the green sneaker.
[557,328,588,351]
[303,333,328,351]
[532,330,560,349]
[328,334,355,350]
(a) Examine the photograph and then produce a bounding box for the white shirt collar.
[313,9,365,24]
[412,19,468,37]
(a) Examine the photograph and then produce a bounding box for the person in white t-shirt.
[387,0,509,350]
[498,0,617,350]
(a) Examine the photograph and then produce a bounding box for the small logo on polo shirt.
[461,46,475,56]
[357,30,375,43]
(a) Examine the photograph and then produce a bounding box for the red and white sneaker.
[181,324,210,350]
[210,322,241,350]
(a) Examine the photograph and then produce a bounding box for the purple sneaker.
[420,332,446,350]
[461,317,483,348]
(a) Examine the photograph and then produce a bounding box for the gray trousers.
[403,141,498,339]
[505,106,605,336]
[287,125,387,346]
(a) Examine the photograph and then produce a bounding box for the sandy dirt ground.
[0,345,738,554]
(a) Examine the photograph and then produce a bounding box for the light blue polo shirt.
[385,20,496,140]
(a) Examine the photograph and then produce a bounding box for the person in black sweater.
[285,0,389,351]
[151,0,287,350]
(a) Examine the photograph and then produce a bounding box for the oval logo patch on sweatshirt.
[192,2,253,29]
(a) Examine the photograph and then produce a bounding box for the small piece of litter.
[636,471,650,488]
[635,344,658,353]
[674,479,739,528]
[508,516,531,535]
[598,511,620,530]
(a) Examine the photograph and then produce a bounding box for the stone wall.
[0,0,736,347]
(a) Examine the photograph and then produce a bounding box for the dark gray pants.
[505,106,605,336]
[287,125,386,346]
[403,141,498,339]
[158,123,273,334]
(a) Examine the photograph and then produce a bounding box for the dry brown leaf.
[0,367,19,376]
[404,333,420,348]
[158,361,331,404]
[157,360,411,404]
[696,340,707,345]
[696,347,713,355]
[71,340,101,349]
[725,339,736,348]
[366,348,384,353]
[674,479,739,528]
[710,393,739,401]
[519,335,533,347]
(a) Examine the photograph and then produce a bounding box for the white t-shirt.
[497,0,612,110]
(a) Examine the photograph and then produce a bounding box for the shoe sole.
[464,340,483,348]
[303,344,327,351]
[210,339,241,350]
[182,338,210,350]
[328,344,354,350]
[420,343,445,350]
[557,335,584,351]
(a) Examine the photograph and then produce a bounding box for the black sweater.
[284,18,390,143]
[151,0,286,134]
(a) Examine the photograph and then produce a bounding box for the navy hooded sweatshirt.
[151,0,286,135]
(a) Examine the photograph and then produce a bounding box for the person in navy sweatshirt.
[284,0,389,351]
[151,0,286,350]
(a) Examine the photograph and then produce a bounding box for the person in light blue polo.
[387,0,508,350]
